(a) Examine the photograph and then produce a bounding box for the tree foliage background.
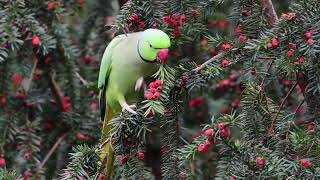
[0,0,319,179]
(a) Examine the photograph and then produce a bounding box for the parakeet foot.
[122,102,137,114]
[135,77,146,91]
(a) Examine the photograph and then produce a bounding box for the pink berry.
[145,92,154,100]
[204,129,214,137]
[153,92,161,100]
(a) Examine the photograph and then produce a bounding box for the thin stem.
[25,54,38,93]
[48,73,65,110]
[193,53,225,72]
[36,134,67,172]
[268,82,298,135]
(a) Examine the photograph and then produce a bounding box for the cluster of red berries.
[145,80,163,100]
[268,38,279,49]
[163,14,187,37]
[119,152,145,165]
[77,132,86,141]
[197,129,214,154]
[63,97,72,112]
[208,19,230,29]
[305,30,315,45]
[126,15,146,32]
[218,122,230,138]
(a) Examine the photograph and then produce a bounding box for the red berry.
[138,152,145,159]
[288,42,295,49]
[63,97,70,103]
[271,38,279,49]
[82,57,94,64]
[150,88,156,94]
[208,21,217,27]
[0,97,6,105]
[256,157,266,168]
[47,2,55,11]
[78,0,85,8]
[233,26,241,36]
[11,73,23,87]
[32,36,41,46]
[172,28,181,37]
[238,35,247,43]
[307,124,314,134]
[24,152,31,159]
[220,128,230,138]
[230,176,236,180]
[155,80,162,87]
[298,57,305,64]
[218,123,226,130]
[149,82,157,88]
[180,75,188,82]
[221,59,230,67]
[120,154,127,165]
[307,39,314,44]
[305,32,312,39]
[219,20,229,29]
[197,144,206,154]
[145,92,154,100]
[90,102,97,111]
[153,92,161,100]
[77,132,85,141]
[99,174,106,180]
[204,129,214,137]
[63,103,72,112]
[221,44,232,51]
[180,15,186,20]
[0,158,6,167]
[138,22,145,29]
[157,86,163,92]
[287,50,294,58]
[300,159,312,168]
[191,9,199,15]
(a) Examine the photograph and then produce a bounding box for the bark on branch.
[48,73,65,110]
[260,0,279,27]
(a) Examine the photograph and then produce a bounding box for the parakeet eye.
[149,44,153,48]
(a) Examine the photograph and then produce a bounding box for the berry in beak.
[157,49,169,64]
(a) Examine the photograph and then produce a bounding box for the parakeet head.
[138,29,171,63]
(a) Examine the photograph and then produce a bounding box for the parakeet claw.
[135,77,145,91]
[122,103,137,114]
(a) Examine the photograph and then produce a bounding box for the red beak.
[157,49,169,64]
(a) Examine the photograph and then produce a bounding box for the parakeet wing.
[98,35,124,120]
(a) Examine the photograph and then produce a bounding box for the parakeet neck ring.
[137,39,157,63]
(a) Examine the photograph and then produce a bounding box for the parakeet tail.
[99,106,115,180]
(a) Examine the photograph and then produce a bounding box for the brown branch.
[36,134,67,172]
[259,0,279,27]
[24,54,38,93]
[193,53,225,72]
[268,82,298,135]
[48,73,65,110]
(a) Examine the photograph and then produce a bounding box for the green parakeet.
[98,28,171,179]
